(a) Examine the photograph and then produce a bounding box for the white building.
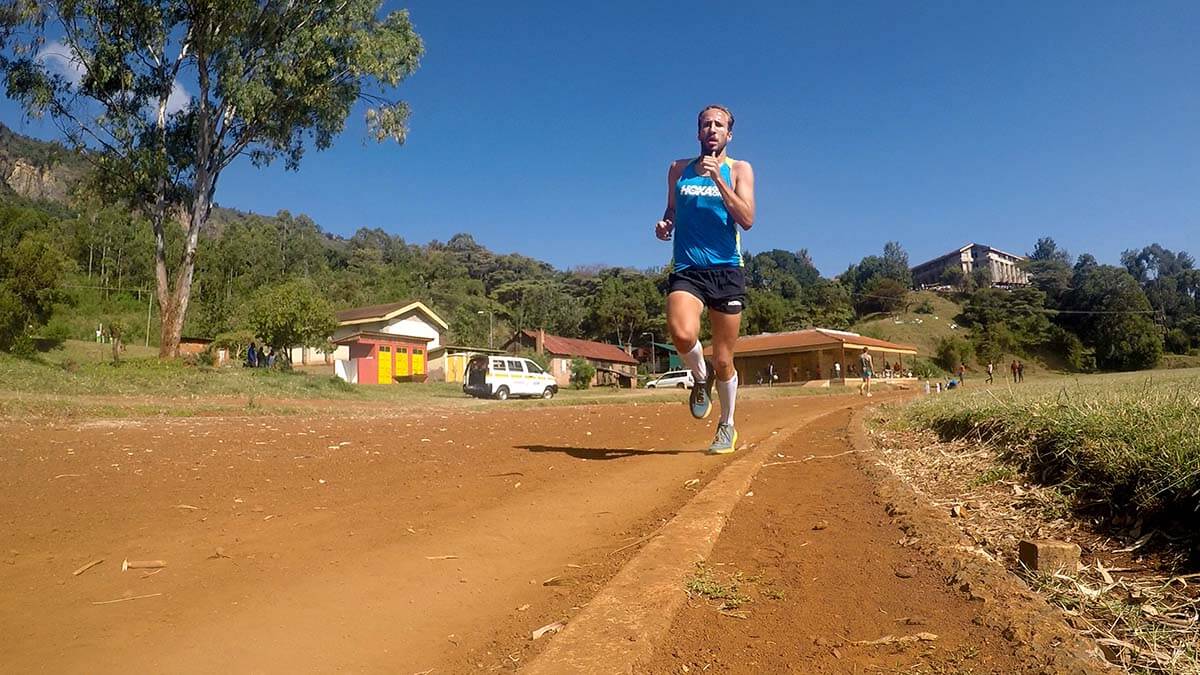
[289,300,447,367]
[911,243,1031,288]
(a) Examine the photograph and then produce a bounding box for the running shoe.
[707,423,738,455]
[688,364,715,419]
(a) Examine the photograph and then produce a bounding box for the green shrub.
[935,335,974,372]
[1165,328,1190,355]
[909,358,941,379]
[914,299,935,314]
[569,357,595,389]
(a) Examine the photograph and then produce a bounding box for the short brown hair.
[697,105,734,131]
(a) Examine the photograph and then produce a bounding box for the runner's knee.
[713,355,735,379]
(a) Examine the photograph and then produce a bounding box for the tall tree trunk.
[157,35,217,359]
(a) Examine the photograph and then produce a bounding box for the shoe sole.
[707,429,738,455]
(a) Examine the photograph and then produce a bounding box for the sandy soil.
[0,391,1101,674]
[2,393,848,673]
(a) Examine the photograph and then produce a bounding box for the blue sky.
[3,1,1197,276]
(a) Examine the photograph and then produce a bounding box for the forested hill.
[0,122,1196,373]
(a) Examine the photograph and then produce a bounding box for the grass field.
[0,340,852,418]
[896,369,1200,527]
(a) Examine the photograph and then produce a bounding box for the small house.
[503,329,639,388]
[327,300,448,385]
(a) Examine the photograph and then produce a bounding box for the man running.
[655,105,756,454]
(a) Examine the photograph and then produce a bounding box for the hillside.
[852,290,966,361]
[0,122,88,201]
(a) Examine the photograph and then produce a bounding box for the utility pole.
[641,331,656,373]
[477,310,494,349]
[145,292,153,347]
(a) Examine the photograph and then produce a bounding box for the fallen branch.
[608,532,658,556]
[762,449,864,468]
[53,474,85,480]
[72,559,104,576]
[424,555,458,560]
[851,632,938,646]
[122,559,166,571]
[91,592,162,605]
[531,621,566,640]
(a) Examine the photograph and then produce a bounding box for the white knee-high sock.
[681,341,708,382]
[717,372,738,425]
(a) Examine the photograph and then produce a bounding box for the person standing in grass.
[986,362,994,384]
[1010,359,1019,383]
[1017,360,1025,383]
[654,104,756,455]
[957,363,966,386]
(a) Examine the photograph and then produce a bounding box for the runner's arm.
[656,161,685,240]
[713,160,755,229]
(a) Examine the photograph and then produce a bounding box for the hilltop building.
[911,243,1030,288]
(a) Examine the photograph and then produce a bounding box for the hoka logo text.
[679,184,721,197]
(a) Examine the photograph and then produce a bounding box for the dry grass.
[872,376,1200,674]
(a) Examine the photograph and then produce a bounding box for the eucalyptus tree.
[0,0,422,355]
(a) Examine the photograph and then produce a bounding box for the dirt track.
[0,392,1097,673]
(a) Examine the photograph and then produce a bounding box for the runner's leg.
[668,290,713,419]
[711,309,741,423]
[668,291,706,381]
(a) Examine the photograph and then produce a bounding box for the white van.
[463,355,559,400]
[646,370,694,389]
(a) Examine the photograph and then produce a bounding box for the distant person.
[1017,360,1025,383]
[947,377,958,390]
[654,104,756,455]
[833,362,841,380]
[858,347,874,397]
[986,362,994,384]
[247,342,258,368]
[767,362,776,387]
[957,363,966,386]
[1010,359,1019,383]
[267,347,276,368]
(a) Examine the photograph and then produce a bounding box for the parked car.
[645,370,694,389]
[463,355,558,400]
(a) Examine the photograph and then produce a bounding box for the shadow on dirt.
[516,444,702,460]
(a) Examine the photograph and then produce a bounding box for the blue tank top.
[673,157,743,270]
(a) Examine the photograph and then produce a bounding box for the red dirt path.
[1,392,1097,673]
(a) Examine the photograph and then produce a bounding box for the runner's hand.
[655,219,674,241]
[698,155,722,182]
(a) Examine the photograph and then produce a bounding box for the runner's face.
[697,110,731,155]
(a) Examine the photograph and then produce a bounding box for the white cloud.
[38,39,192,115]
[165,79,191,115]
[36,40,85,87]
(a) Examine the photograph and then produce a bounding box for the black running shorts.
[668,266,747,315]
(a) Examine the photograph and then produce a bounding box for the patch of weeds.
[685,563,750,610]
[1036,486,1073,520]
[761,586,785,601]
[972,465,1016,486]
